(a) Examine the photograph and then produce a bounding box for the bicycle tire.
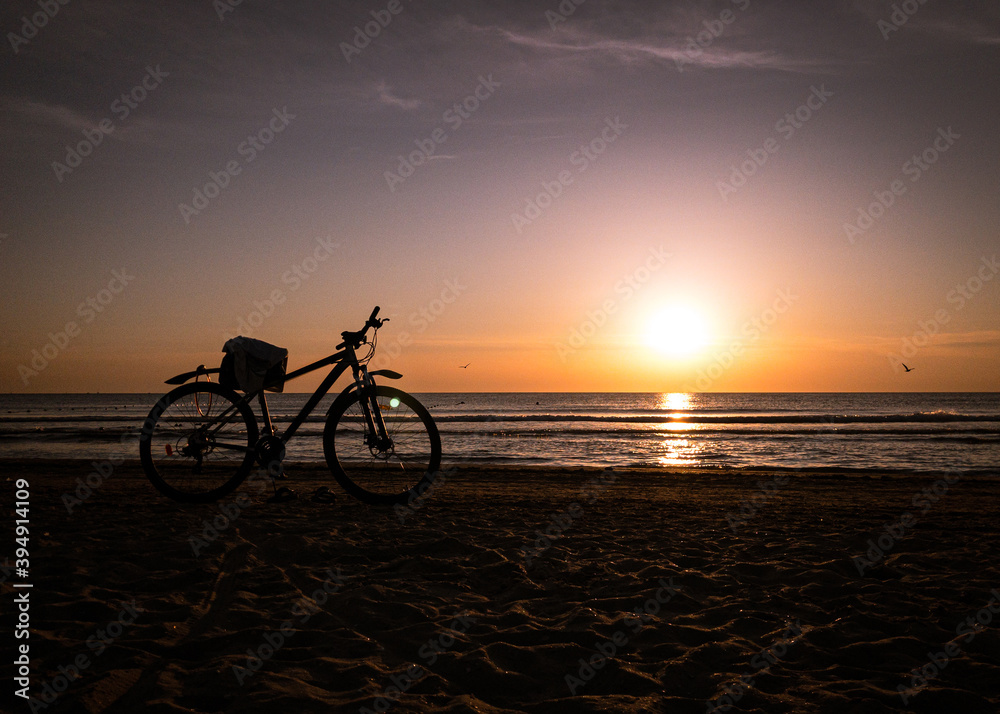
[323,386,441,505]
[139,382,259,503]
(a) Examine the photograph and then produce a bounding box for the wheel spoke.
[140,383,258,503]
[325,387,441,504]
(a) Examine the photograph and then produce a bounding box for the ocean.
[1,392,998,476]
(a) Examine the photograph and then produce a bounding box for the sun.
[645,305,711,358]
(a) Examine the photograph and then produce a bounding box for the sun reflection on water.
[655,437,701,466]
[655,393,701,465]
[659,392,692,413]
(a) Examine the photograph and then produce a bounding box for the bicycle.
[138,307,441,505]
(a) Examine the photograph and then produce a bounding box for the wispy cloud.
[2,99,98,134]
[923,330,1000,351]
[375,82,422,111]
[495,19,834,74]
[925,18,1000,45]
[862,330,1000,356]
[0,96,191,148]
[780,329,1000,355]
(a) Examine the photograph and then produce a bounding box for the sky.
[1,0,998,393]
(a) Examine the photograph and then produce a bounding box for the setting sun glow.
[644,306,711,358]
[2,3,999,395]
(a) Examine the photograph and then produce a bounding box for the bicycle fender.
[165,364,220,385]
[329,372,404,408]
[368,369,403,380]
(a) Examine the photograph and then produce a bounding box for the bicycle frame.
[230,342,399,451]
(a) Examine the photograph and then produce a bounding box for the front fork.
[354,366,393,452]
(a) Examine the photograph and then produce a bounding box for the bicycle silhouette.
[139,307,441,505]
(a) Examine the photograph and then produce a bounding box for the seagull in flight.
[902,363,915,373]
[459,363,471,369]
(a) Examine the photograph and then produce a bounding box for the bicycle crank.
[254,435,286,473]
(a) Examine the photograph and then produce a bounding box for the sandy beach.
[3,459,1000,713]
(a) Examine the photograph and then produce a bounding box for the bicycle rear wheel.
[140,382,259,503]
[323,386,441,505]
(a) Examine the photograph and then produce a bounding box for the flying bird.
[459,363,471,369]
[902,363,915,373]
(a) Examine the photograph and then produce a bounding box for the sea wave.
[431,411,998,424]
[4,408,996,427]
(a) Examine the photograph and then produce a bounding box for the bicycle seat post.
[258,392,274,436]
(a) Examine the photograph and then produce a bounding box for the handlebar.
[366,305,382,330]
[337,306,388,349]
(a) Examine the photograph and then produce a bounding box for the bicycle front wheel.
[323,386,441,505]
[139,382,259,503]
